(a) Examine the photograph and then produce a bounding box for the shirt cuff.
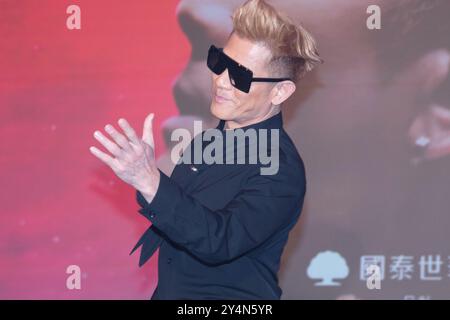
[135,169,180,226]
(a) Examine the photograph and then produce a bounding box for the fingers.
[93,130,124,158]
[91,116,151,168]
[118,118,141,145]
[104,123,134,153]
[89,146,117,168]
[142,113,155,149]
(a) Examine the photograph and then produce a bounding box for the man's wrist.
[138,168,161,204]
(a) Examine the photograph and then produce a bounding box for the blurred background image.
[0,0,449,299]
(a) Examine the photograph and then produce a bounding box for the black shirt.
[130,111,306,299]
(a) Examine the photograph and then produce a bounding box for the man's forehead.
[223,38,270,72]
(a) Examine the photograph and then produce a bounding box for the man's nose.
[215,68,233,90]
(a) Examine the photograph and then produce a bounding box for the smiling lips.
[408,104,450,163]
[214,93,231,103]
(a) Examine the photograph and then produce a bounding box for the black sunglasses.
[207,44,293,93]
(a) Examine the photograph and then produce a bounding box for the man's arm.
[136,165,306,265]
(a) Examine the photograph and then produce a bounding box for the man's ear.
[271,81,296,105]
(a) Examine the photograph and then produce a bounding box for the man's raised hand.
[89,113,160,202]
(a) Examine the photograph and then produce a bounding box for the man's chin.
[210,103,235,121]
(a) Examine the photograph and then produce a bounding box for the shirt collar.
[215,111,283,132]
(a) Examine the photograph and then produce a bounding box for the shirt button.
[167,258,172,264]
[190,165,198,172]
[149,212,155,218]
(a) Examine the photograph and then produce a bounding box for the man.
[90,0,322,299]
[169,0,450,299]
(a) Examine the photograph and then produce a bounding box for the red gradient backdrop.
[0,0,187,299]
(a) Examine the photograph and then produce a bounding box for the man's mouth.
[214,93,231,103]
[408,104,450,164]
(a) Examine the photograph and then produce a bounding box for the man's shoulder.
[244,128,306,187]
[278,129,306,176]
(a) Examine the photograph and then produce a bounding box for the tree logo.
[307,250,349,286]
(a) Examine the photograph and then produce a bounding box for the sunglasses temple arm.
[252,77,292,82]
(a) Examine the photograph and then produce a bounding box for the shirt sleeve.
[136,165,306,265]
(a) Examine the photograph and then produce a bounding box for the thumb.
[142,113,155,149]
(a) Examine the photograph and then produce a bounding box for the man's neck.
[224,105,281,130]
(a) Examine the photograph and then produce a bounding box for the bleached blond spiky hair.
[230,0,323,82]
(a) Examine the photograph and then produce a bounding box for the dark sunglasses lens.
[229,65,252,93]
[207,46,252,93]
[207,47,225,75]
